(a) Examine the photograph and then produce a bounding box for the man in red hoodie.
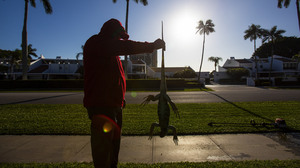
[83,18,165,168]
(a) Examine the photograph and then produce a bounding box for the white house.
[214,57,253,83]
[2,55,195,80]
[252,55,300,85]
[127,59,147,79]
[214,55,300,85]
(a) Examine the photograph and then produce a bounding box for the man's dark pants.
[87,107,122,168]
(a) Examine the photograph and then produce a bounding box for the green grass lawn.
[0,101,299,135]
[1,160,300,168]
[1,102,300,167]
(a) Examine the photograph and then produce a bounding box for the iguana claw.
[173,135,178,146]
[141,95,157,106]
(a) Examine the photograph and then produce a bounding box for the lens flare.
[131,92,137,98]
[103,122,113,133]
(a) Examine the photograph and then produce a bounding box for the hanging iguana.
[141,21,180,145]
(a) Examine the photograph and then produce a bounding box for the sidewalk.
[0,133,299,163]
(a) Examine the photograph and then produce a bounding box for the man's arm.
[108,39,165,56]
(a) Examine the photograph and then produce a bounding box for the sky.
[0,0,299,72]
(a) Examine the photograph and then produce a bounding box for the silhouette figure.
[83,18,165,168]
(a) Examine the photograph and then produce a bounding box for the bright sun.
[168,9,199,43]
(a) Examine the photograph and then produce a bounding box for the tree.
[244,24,263,79]
[10,49,22,79]
[22,0,52,80]
[195,19,215,82]
[112,0,148,79]
[261,26,286,84]
[277,0,300,32]
[254,36,300,58]
[76,45,84,62]
[27,44,38,61]
[76,45,84,78]
[227,68,250,81]
[173,67,197,78]
[292,53,300,74]
[208,56,222,71]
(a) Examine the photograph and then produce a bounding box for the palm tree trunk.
[214,62,217,71]
[296,0,300,32]
[254,39,258,80]
[124,0,130,79]
[198,33,206,82]
[268,40,275,85]
[22,0,29,80]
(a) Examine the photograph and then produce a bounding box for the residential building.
[215,57,253,83]
[214,55,300,85]
[127,59,147,79]
[1,52,205,81]
[130,50,157,67]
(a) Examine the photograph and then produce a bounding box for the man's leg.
[87,108,122,168]
[110,108,122,168]
[90,122,112,168]
[90,115,115,168]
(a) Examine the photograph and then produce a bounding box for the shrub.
[227,68,249,80]
[173,67,197,78]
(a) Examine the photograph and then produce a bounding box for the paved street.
[0,85,299,105]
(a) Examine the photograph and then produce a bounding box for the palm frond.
[277,0,291,8]
[284,0,291,7]
[29,0,36,7]
[278,0,284,8]
[41,0,53,14]
[140,0,148,6]
[244,24,262,41]
[132,0,148,5]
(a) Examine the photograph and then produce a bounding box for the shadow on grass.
[205,91,299,132]
[205,91,273,122]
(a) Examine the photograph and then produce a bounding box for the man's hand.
[153,39,166,51]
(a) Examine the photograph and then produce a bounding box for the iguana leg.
[148,122,160,140]
[168,125,178,145]
[141,94,160,106]
[164,94,180,118]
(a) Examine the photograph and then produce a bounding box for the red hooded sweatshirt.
[83,19,156,108]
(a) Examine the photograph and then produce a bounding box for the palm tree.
[262,26,286,84]
[76,45,84,63]
[244,24,263,79]
[75,45,84,78]
[277,0,300,32]
[208,56,222,72]
[27,44,38,61]
[76,45,84,67]
[10,49,22,80]
[196,19,215,82]
[112,0,148,79]
[292,53,300,74]
[22,0,52,80]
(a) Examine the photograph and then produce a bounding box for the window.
[283,63,297,70]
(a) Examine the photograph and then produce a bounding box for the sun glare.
[168,9,199,43]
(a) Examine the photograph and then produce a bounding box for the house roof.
[235,59,252,64]
[28,65,49,73]
[151,67,194,73]
[32,58,81,65]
